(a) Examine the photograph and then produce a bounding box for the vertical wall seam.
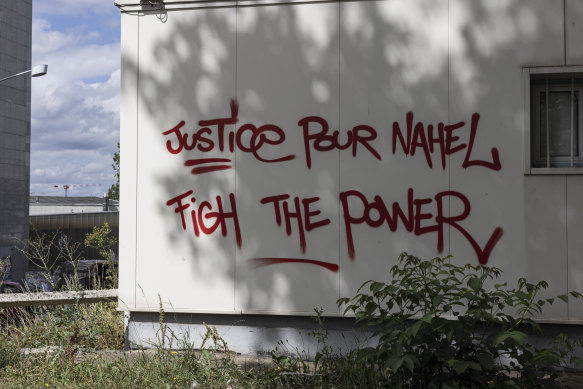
[564,0,567,65]
[234,1,238,312]
[337,0,341,306]
[564,5,570,318]
[566,176,569,318]
[133,16,140,308]
[447,0,451,256]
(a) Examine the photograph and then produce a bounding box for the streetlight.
[0,64,48,83]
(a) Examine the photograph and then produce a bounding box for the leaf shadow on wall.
[120,0,574,340]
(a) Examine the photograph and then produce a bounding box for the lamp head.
[31,64,48,77]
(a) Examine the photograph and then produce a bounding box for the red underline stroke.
[250,257,339,272]
[190,165,232,174]
[185,158,232,166]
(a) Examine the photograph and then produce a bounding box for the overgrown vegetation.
[0,252,582,388]
[107,141,120,201]
[84,222,118,288]
[23,230,63,290]
[338,253,583,388]
[19,223,117,291]
[0,255,11,281]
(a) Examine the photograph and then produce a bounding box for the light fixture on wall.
[0,64,48,84]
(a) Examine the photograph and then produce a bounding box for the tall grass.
[2,249,582,388]
[0,298,379,388]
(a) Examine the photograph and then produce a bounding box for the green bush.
[84,223,117,288]
[338,253,583,389]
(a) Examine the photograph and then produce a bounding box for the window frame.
[523,65,583,175]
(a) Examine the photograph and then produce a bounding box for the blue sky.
[30,0,120,196]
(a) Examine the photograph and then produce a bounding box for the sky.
[30,0,121,197]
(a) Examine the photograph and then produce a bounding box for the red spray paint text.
[162,99,500,171]
[167,189,503,266]
[166,190,242,249]
[162,100,505,268]
[162,99,294,173]
[339,189,503,265]
[260,194,331,253]
[392,112,501,170]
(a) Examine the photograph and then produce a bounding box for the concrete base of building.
[126,311,583,364]
[126,311,376,358]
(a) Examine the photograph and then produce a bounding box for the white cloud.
[32,18,80,57]
[30,9,120,196]
[32,18,120,84]
[34,0,117,17]
[30,149,110,196]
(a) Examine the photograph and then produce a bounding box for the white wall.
[118,0,583,322]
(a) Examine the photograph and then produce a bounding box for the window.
[527,68,583,173]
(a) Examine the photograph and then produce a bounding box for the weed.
[59,234,83,291]
[20,231,62,290]
[0,339,18,369]
[84,223,117,288]
[0,255,11,281]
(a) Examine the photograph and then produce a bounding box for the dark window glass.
[539,91,578,158]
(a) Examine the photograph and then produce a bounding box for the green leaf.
[466,361,482,371]
[370,281,385,294]
[452,360,469,374]
[493,332,511,346]
[402,354,417,372]
[468,277,483,291]
[510,331,527,345]
[435,347,455,361]
[356,347,376,362]
[432,294,444,307]
[495,331,527,346]
[446,326,454,341]
[476,351,495,370]
[422,313,433,323]
[388,355,404,371]
[409,320,423,337]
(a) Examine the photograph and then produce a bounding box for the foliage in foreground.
[84,222,118,288]
[338,253,583,388]
[0,303,284,388]
[0,326,277,388]
[1,253,582,388]
[22,225,117,291]
[107,141,120,201]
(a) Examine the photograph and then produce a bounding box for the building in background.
[0,1,32,282]
[29,196,119,270]
[30,195,119,216]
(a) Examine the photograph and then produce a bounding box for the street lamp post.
[0,64,48,83]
